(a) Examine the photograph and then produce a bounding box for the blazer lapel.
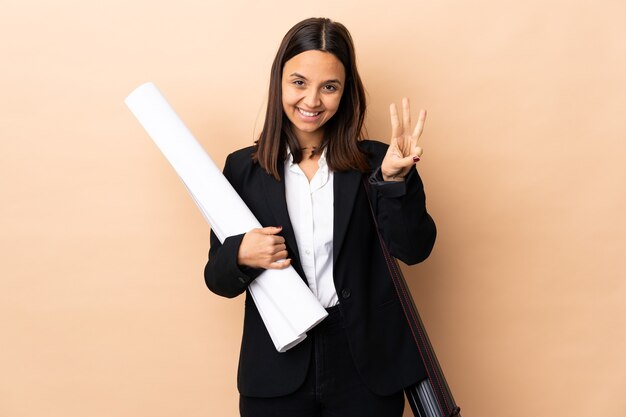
[259,164,363,274]
[259,163,302,271]
[333,169,363,263]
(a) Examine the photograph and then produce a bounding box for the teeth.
[298,108,320,117]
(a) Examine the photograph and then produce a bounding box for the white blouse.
[284,149,338,308]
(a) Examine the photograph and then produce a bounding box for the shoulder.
[219,146,267,191]
[222,145,261,186]
[358,139,389,167]
[224,145,257,173]
[225,145,256,166]
[359,139,388,153]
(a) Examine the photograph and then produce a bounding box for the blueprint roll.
[125,82,327,352]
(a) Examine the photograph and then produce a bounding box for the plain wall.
[2,0,625,416]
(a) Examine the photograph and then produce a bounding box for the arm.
[203,153,290,298]
[204,226,291,298]
[367,98,436,265]
[204,231,263,298]
[368,164,436,265]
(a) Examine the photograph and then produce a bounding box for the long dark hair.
[253,17,369,180]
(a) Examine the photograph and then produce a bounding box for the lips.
[297,107,322,117]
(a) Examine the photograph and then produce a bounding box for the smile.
[297,108,322,117]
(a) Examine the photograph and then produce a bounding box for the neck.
[300,146,321,160]
[295,129,324,151]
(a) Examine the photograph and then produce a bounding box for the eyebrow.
[288,72,342,85]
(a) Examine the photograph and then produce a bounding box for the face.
[281,50,346,146]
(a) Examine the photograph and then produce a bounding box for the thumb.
[398,155,417,167]
[259,226,283,235]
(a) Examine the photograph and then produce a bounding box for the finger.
[412,109,427,139]
[402,97,411,132]
[260,226,283,235]
[387,155,418,173]
[271,250,289,262]
[268,258,291,270]
[389,103,402,138]
[269,235,285,245]
[271,243,287,254]
[397,154,417,168]
[265,243,285,256]
[388,135,401,152]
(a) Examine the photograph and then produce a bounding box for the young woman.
[204,17,436,417]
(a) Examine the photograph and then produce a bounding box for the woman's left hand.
[380,98,427,181]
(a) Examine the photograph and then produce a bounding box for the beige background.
[2,0,625,416]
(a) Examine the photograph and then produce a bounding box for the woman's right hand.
[237,226,292,270]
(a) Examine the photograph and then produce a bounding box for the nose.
[303,88,321,109]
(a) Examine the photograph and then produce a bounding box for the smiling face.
[281,50,346,147]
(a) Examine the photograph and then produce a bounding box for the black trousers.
[240,305,405,417]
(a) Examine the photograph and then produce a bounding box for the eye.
[292,80,305,87]
[323,84,338,92]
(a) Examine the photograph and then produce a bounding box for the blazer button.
[341,288,351,299]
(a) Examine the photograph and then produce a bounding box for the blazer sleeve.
[367,160,437,266]
[203,153,264,298]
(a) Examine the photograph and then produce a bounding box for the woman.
[204,17,436,417]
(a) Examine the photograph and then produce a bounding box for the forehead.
[283,50,345,81]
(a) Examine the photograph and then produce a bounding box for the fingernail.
[413,156,421,163]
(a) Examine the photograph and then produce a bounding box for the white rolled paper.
[125,82,327,352]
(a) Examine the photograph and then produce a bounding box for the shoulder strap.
[363,179,461,417]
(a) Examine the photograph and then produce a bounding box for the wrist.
[381,172,405,182]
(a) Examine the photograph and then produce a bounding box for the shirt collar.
[285,146,331,189]
[285,146,328,169]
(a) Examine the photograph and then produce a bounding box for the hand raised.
[381,98,426,181]
[237,226,291,270]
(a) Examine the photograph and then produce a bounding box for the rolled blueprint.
[125,82,327,352]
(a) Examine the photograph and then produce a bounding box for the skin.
[382,98,426,181]
[237,50,428,270]
[281,50,346,153]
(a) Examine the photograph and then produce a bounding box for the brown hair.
[253,17,369,180]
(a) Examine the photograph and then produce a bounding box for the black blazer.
[204,140,436,398]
